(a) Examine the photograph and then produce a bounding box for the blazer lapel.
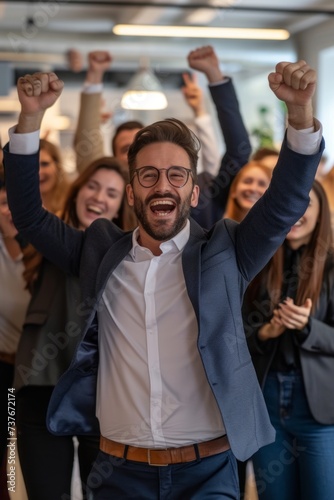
[95,232,133,298]
[182,219,205,321]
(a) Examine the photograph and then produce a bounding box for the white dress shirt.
[97,222,225,448]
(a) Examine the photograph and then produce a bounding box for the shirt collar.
[130,220,190,260]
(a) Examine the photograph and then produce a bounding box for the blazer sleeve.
[73,91,106,174]
[230,134,325,283]
[208,78,252,212]
[191,78,251,229]
[300,318,334,355]
[300,262,334,355]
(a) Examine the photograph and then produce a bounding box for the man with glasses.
[3,60,323,499]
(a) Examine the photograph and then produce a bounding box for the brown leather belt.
[0,351,15,365]
[100,435,230,466]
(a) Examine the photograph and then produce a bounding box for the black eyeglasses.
[131,166,193,188]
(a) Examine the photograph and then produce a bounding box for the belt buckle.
[147,449,168,467]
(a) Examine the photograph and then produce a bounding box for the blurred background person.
[224,161,272,222]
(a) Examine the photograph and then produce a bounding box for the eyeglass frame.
[130,166,193,188]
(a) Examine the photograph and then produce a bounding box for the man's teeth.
[151,200,175,207]
[150,200,175,214]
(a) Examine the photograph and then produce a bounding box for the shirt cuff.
[194,114,211,127]
[287,118,322,155]
[8,125,40,155]
[83,82,103,94]
[208,77,230,87]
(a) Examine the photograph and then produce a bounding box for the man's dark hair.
[128,118,200,183]
[111,120,144,155]
[252,146,279,162]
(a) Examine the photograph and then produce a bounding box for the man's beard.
[134,192,192,242]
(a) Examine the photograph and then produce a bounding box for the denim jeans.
[87,448,239,499]
[252,371,334,500]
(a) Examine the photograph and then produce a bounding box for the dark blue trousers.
[87,448,239,499]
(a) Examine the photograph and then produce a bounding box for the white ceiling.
[0,1,333,78]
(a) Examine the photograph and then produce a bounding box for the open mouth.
[244,193,260,203]
[87,204,103,215]
[150,199,176,216]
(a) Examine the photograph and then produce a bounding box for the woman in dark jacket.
[243,180,334,500]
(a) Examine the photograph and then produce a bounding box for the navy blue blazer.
[3,135,324,461]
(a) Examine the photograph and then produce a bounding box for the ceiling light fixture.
[121,63,168,111]
[113,24,290,41]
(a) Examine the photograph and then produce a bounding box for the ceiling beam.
[4,1,334,16]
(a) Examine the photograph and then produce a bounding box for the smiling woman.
[224,161,272,222]
[243,180,334,500]
[61,156,136,231]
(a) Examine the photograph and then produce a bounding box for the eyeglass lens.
[138,166,189,187]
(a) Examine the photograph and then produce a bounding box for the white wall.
[295,18,334,166]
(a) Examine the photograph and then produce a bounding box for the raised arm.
[4,72,84,275]
[181,72,220,177]
[15,72,64,134]
[269,60,315,129]
[234,60,323,282]
[187,46,251,227]
[74,51,112,173]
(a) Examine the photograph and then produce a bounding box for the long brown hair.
[224,162,272,222]
[319,163,334,219]
[248,180,333,314]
